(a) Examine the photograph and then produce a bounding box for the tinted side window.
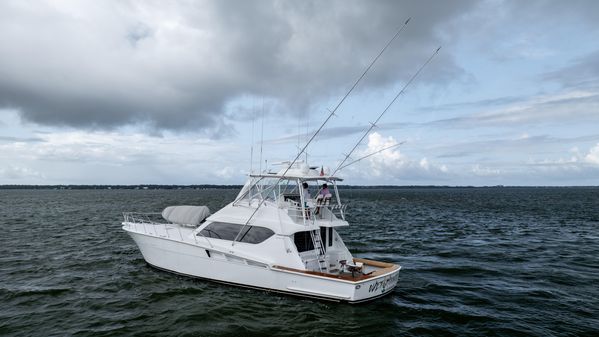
[294,231,314,252]
[238,226,275,244]
[199,222,273,244]
[200,222,242,241]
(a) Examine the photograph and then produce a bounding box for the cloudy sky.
[1,0,598,186]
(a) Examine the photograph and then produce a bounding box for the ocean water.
[1,187,598,336]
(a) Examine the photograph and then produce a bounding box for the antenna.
[259,97,265,173]
[331,46,441,177]
[305,108,309,164]
[249,99,255,174]
[297,109,301,158]
[231,19,411,245]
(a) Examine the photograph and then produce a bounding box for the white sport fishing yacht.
[120,18,437,303]
[122,164,400,303]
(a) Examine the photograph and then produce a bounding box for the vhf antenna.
[249,99,256,174]
[331,46,441,177]
[259,97,265,173]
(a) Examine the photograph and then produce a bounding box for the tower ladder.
[310,229,327,272]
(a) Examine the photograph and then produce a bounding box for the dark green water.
[1,188,598,336]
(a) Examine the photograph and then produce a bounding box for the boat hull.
[126,229,400,303]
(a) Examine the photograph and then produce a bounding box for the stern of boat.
[273,258,400,303]
[350,258,400,302]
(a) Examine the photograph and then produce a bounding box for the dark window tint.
[199,222,273,244]
[294,231,314,252]
[238,226,275,244]
[200,222,241,241]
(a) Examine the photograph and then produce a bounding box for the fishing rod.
[231,19,412,245]
[336,141,406,171]
[330,46,441,177]
[280,17,412,178]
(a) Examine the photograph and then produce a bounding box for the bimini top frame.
[248,173,343,181]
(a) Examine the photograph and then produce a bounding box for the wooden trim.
[273,259,399,282]
[353,258,395,268]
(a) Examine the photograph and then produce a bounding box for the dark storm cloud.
[0,0,474,132]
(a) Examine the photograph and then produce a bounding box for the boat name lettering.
[368,272,399,293]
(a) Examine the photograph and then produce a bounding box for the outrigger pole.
[281,17,412,177]
[336,141,406,172]
[232,19,412,245]
[330,46,441,177]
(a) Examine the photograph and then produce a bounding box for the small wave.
[1,286,71,299]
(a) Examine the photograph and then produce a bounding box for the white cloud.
[352,132,449,182]
[524,143,599,176]
[419,157,430,170]
[471,164,501,177]
[0,165,45,181]
[0,128,246,184]
[362,132,405,177]
[584,143,599,165]
[215,166,236,179]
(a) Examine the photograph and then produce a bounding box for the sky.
[1,0,598,186]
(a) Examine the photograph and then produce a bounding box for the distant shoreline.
[1,184,597,190]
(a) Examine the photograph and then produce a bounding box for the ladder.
[310,229,327,272]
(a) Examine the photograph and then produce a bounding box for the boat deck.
[273,258,399,282]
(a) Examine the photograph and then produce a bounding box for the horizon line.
[1,184,597,189]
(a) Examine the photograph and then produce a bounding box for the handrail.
[122,212,163,225]
[283,202,348,225]
[123,212,215,248]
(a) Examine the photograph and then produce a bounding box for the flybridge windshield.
[234,176,341,206]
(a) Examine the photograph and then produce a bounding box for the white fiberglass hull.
[126,229,400,303]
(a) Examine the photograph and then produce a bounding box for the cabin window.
[200,222,240,240]
[199,222,274,244]
[237,225,275,244]
[294,231,314,252]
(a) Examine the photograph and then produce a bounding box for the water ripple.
[1,187,598,336]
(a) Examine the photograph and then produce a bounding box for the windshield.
[235,176,341,207]
[235,177,300,203]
